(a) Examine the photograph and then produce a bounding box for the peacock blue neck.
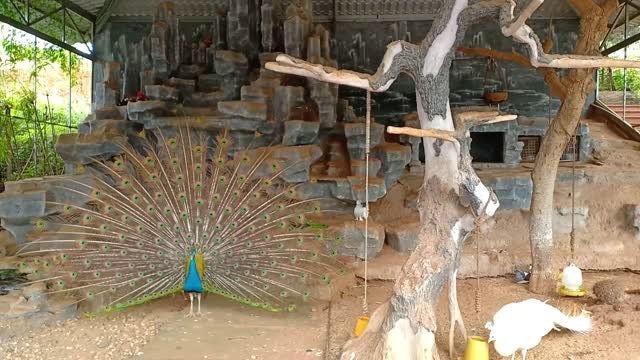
[183,251,204,293]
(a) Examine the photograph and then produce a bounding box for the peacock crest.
[16,127,344,314]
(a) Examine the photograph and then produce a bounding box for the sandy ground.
[1,271,640,360]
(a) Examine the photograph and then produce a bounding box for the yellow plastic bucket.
[352,316,369,337]
[462,336,489,360]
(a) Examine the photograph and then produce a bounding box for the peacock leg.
[511,354,515,360]
[521,349,527,360]
[187,293,195,317]
[197,293,202,316]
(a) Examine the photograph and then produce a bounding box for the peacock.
[15,126,344,317]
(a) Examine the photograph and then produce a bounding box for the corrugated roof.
[106,0,577,21]
[68,0,107,15]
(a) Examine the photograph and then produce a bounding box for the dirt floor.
[1,271,640,360]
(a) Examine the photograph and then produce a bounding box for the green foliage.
[0,25,86,183]
[1,27,82,86]
[0,92,81,182]
[598,68,640,98]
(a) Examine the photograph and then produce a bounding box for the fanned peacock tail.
[16,127,344,314]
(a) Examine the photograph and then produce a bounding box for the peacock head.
[190,248,196,255]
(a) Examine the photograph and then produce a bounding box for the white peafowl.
[15,127,344,316]
[485,298,592,360]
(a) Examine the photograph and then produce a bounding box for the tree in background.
[460,0,622,294]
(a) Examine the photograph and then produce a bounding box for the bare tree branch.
[265,40,420,92]
[499,0,640,69]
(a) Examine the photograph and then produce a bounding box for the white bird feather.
[486,299,591,360]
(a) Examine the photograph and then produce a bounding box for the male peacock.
[15,127,344,316]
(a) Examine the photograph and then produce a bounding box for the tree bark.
[528,78,591,294]
[528,0,617,294]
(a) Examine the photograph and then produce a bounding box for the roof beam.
[53,0,96,22]
[95,0,119,32]
[602,31,640,55]
[0,13,94,60]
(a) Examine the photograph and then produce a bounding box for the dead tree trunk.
[267,0,640,357]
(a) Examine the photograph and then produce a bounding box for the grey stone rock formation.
[344,122,385,160]
[330,220,384,259]
[386,221,421,253]
[283,120,319,145]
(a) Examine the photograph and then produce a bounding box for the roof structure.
[1,0,639,60]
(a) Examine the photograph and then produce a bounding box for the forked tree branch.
[499,0,640,69]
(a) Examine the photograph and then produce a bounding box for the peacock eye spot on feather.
[64,205,73,212]
[71,271,78,278]
[279,272,286,278]
[280,291,288,298]
[241,156,249,163]
[218,177,225,184]
[79,240,88,247]
[84,215,93,222]
[137,226,145,232]
[276,243,283,249]
[169,139,177,147]
[148,206,155,212]
[57,281,65,288]
[94,190,102,197]
[119,234,126,241]
[289,255,297,263]
[137,241,144,247]
[122,215,130,222]
[299,273,307,280]
[122,179,130,187]
[259,250,266,256]
[87,291,95,298]
[61,254,69,260]
[102,225,110,231]
[303,291,310,298]
[321,275,331,284]
[146,157,154,165]
[106,206,114,212]
[179,194,186,201]
[262,180,271,187]
[310,251,318,258]
[102,245,111,251]
[129,280,136,287]
[263,284,269,290]
[247,225,255,232]
[238,176,245,183]
[245,241,252,248]
[176,175,184,183]
[84,259,92,266]
[195,218,202,225]
[94,271,102,278]
[270,260,277,266]
[105,261,112,267]
[264,235,272,241]
[277,222,285,228]
[213,194,220,202]
[208,212,215,218]
[181,212,188,219]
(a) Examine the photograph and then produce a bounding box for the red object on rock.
[135,91,147,101]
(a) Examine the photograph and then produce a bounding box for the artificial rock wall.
[0,1,410,264]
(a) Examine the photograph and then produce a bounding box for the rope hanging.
[570,122,578,261]
[362,90,371,317]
